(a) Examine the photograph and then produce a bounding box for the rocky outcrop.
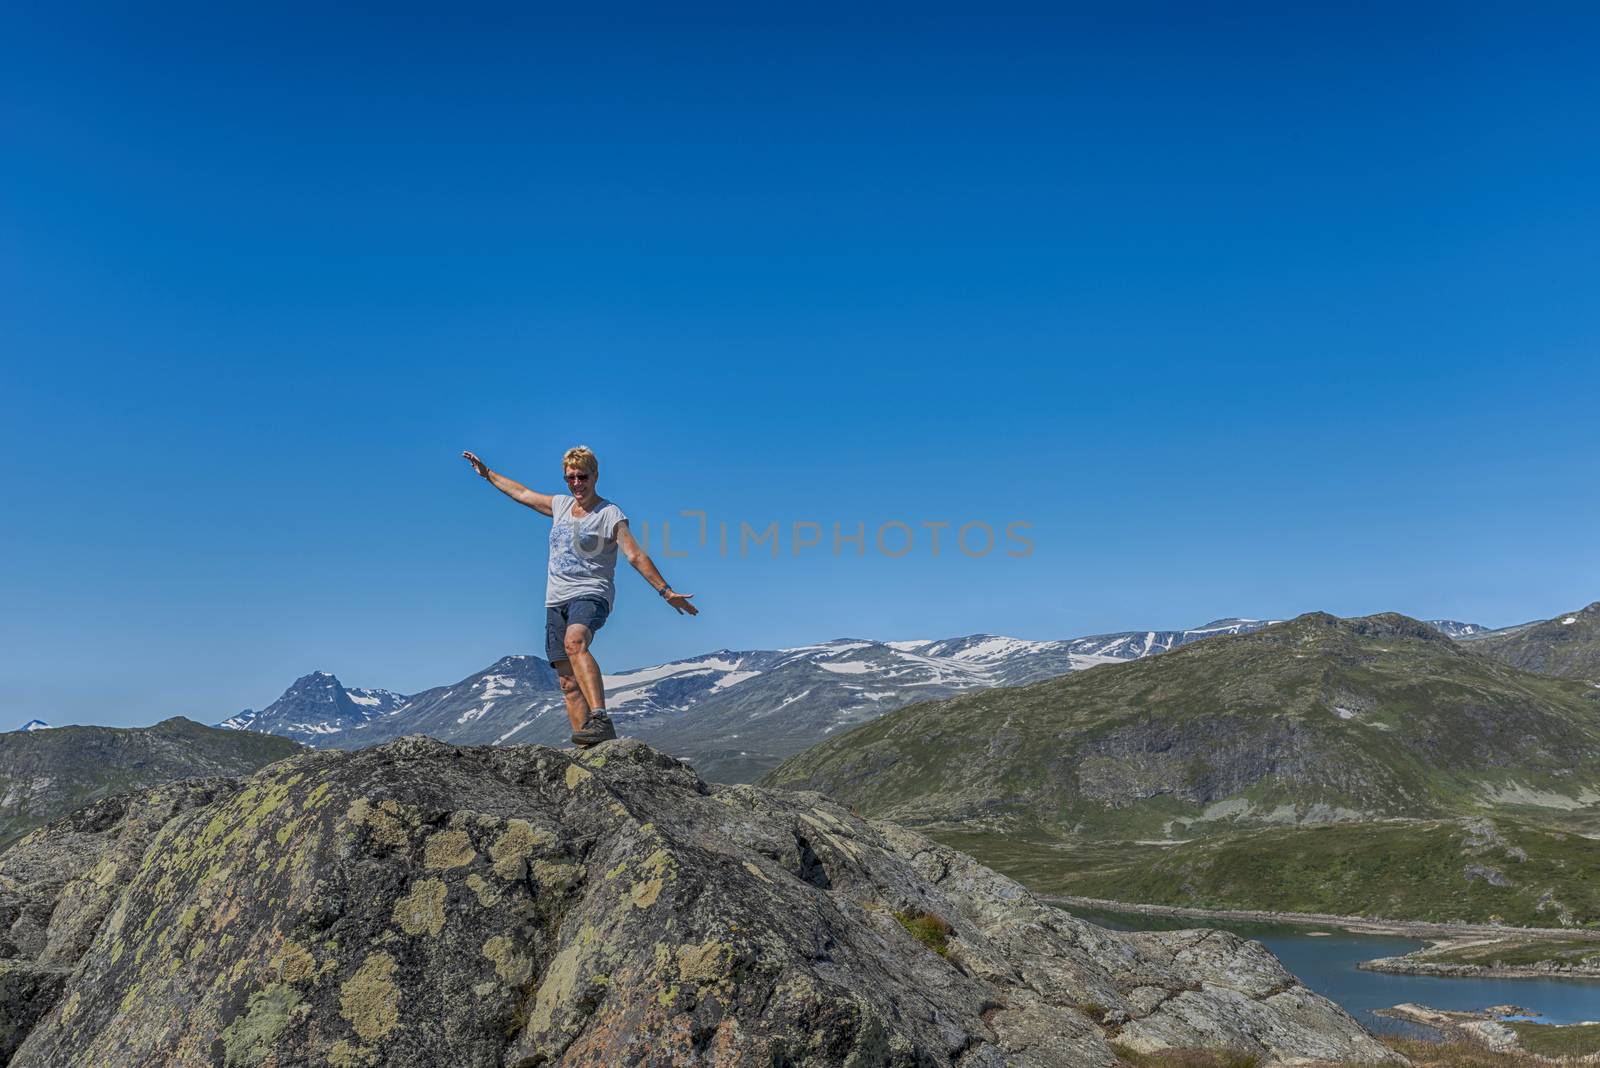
[0,778,242,1060]
[3,738,1400,1066]
[1076,717,1324,807]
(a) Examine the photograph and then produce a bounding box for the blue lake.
[1071,907,1600,1039]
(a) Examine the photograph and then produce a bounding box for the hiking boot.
[570,712,617,747]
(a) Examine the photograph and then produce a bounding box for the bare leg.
[563,624,605,714]
[554,660,590,732]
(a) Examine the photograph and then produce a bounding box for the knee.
[558,674,581,696]
[562,633,589,658]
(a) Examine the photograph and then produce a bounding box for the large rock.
[0,778,241,1060]
[6,738,1400,1066]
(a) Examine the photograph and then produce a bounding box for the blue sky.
[3,8,1598,727]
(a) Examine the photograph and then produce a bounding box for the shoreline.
[1376,1003,1600,1063]
[1046,894,1600,941]
[1361,956,1600,981]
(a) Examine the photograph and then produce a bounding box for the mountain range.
[1458,600,1600,684]
[763,610,1600,924]
[215,619,1277,781]
[211,608,1599,787]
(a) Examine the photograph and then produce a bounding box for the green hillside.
[0,717,302,846]
[764,612,1600,922]
[940,817,1600,926]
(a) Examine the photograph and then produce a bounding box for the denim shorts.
[546,597,610,664]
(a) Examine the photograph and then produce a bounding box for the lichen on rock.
[339,952,399,1042]
[219,981,302,1066]
[423,829,476,871]
[481,934,532,985]
[392,877,448,937]
[488,818,552,880]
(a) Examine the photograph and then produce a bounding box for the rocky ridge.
[1462,601,1600,685]
[1,737,1397,1066]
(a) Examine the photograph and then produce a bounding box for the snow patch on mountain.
[346,688,408,713]
[1426,619,1493,639]
[497,719,535,743]
[604,656,746,689]
[710,670,761,692]
[944,636,1051,662]
[456,704,494,725]
[220,711,256,731]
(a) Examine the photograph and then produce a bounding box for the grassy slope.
[1506,1022,1600,1057]
[764,612,1600,923]
[1418,936,1600,968]
[971,819,1600,926]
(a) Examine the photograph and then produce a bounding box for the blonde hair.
[562,445,599,477]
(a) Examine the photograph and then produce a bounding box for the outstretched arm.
[615,521,698,615]
[461,451,554,516]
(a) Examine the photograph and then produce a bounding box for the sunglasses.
[564,472,591,482]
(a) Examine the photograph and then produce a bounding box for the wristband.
[657,585,672,599]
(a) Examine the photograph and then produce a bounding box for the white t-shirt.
[546,494,628,607]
